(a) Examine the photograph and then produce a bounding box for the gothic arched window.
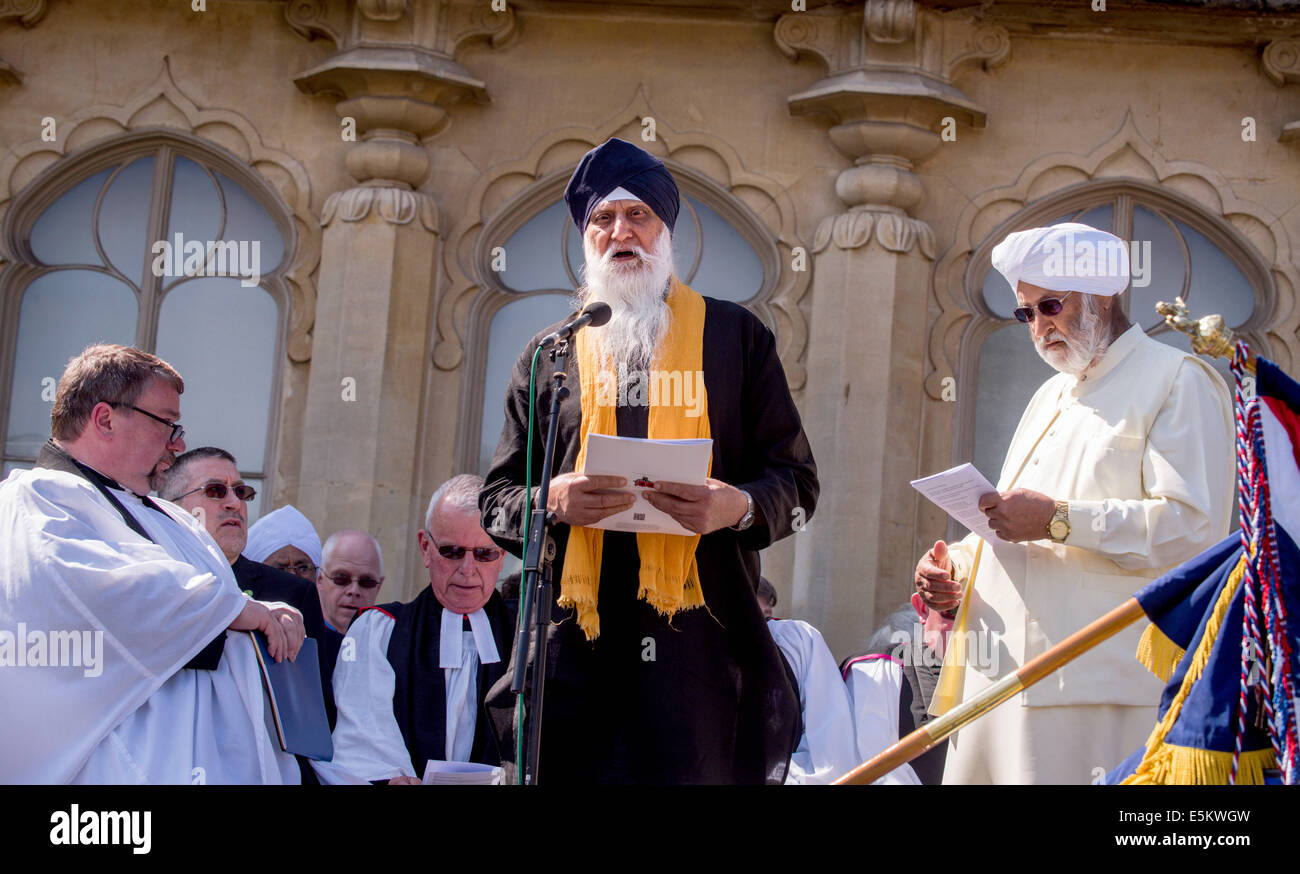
[0,134,294,519]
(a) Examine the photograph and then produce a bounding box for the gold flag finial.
[1155,296,1249,366]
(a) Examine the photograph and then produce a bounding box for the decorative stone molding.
[438,86,812,406]
[927,111,1300,408]
[812,207,936,258]
[775,2,1009,251]
[321,184,438,230]
[285,0,346,47]
[865,0,915,45]
[1263,39,1300,86]
[0,0,46,28]
[358,0,407,21]
[0,59,321,363]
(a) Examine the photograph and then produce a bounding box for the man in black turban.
[481,137,817,784]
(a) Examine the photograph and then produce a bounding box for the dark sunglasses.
[111,402,185,443]
[327,572,382,589]
[1012,290,1074,323]
[176,482,257,502]
[435,543,502,563]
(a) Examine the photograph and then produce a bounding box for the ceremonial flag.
[1107,350,1300,784]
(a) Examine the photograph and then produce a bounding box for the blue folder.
[249,632,334,762]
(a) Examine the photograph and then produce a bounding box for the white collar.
[439,606,501,668]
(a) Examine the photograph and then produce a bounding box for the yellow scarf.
[559,279,711,640]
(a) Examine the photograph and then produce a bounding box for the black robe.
[480,297,818,784]
[369,588,514,777]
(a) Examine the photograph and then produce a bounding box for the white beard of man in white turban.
[580,223,674,370]
[1035,292,1114,375]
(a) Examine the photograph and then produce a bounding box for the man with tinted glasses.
[0,344,302,782]
[322,474,514,784]
[913,223,1234,784]
[160,446,342,730]
[317,529,385,632]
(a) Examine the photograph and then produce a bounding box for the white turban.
[991,222,1130,298]
[244,504,323,568]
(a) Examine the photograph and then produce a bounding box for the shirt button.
[1033,458,1040,464]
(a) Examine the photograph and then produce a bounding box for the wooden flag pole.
[834,596,1147,785]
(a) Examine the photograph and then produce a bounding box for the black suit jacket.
[231,555,342,730]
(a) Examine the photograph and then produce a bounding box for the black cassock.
[480,297,818,784]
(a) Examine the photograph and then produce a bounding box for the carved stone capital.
[812,207,936,260]
[777,5,1001,224]
[322,185,439,232]
[1263,38,1300,87]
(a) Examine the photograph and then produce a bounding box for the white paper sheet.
[580,433,713,536]
[421,760,503,785]
[910,463,1003,543]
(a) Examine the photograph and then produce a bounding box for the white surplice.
[0,466,298,784]
[941,325,1235,784]
[842,655,922,785]
[767,618,861,785]
[321,604,497,784]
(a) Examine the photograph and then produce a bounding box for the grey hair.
[425,473,486,532]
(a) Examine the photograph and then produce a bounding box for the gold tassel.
[1122,557,1253,785]
[1136,622,1187,683]
[1122,744,1275,785]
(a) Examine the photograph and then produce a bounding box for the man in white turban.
[245,504,324,582]
[914,222,1235,783]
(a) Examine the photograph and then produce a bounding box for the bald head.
[317,529,385,632]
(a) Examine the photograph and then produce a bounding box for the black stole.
[373,588,513,776]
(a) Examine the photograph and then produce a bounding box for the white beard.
[579,225,675,370]
[1035,295,1113,375]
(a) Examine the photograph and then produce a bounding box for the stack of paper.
[421,760,503,785]
[910,463,1003,543]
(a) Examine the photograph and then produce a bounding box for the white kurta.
[941,325,1234,784]
[0,466,298,784]
[321,606,489,783]
[842,655,922,785]
[767,619,861,785]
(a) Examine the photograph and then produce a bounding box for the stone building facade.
[1,0,1297,658]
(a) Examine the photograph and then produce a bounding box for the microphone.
[539,301,612,349]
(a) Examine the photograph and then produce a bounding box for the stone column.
[286,0,515,597]
[775,0,1007,654]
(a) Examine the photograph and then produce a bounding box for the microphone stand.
[511,338,570,785]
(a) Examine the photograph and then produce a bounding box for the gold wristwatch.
[1048,500,1070,542]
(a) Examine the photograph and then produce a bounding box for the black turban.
[564,138,680,232]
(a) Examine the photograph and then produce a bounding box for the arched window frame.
[453,161,784,474]
[952,178,1276,473]
[0,129,297,498]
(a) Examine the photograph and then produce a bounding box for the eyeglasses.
[433,542,502,563]
[110,402,185,443]
[325,572,382,589]
[176,482,257,502]
[1012,291,1074,324]
[271,560,316,579]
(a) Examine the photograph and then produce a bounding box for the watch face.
[1050,520,1069,539]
